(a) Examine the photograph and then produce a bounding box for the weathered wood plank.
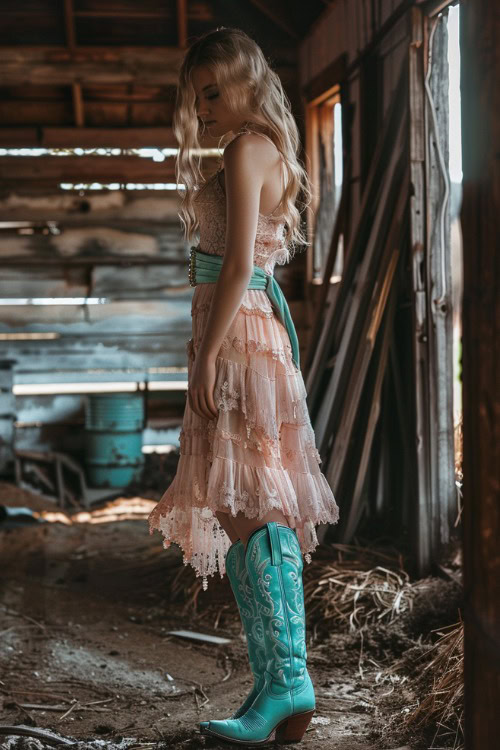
[0,191,183,222]
[340,263,399,541]
[3,334,191,372]
[90,264,190,297]
[0,298,193,332]
[0,46,184,86]
[13,370,188,386]
[0,228,188,264]
[0,268,88,299]
[0,263,189,298]
[327,176,406,490]
[425,12,455,546]
[0,127,177,149]
[312,88,406,448]
[304,186,346,375]
[408,5,432,576]
[306,64,406,416]
[460,0,500,745]
[0,155,178,182]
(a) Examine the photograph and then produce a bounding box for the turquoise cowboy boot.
[225,538,266,719]
[200,522,315,745]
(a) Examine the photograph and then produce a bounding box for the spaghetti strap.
[232,127,279,151]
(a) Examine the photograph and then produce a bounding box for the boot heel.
[275,709,315,743]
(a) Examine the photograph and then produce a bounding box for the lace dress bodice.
[193,129,289,275]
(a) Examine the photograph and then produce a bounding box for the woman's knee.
[231,509,290,545]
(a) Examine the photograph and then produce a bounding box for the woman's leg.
[216,509,290,547]
[230,509,290,548]
[215,510,240,544]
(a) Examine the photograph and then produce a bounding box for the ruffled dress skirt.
[148,283,340,589]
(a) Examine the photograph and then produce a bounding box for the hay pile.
[303,543,415,633]
[302,541,463,750]
[405,622,464,750]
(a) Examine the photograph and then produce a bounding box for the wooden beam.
[424,12,455,551]
[0,156,180,183]
[0,300,193,333]
[0,256,187,267]
[0,47,184,86]
[0,157,219,190]
[408,6,433,576]
[460,0,500,746]
[247,0,299,39]
[64,0,85,128]
[63,0,76,49]
[302,54,347,102]
[415,0,453,17]
[72,82,85,127]
[72,9,174,18]
[0,337,188,372]
[0,127,177,148]
[177,0,188,49]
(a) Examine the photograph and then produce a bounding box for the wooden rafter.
[0,155,218,183]
[0,127,177,148]
[177,0,188,49]
[0,47,183,86]
[63,0,85,128]
[247,0,299,39]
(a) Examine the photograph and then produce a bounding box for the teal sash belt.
[189,246,300,371]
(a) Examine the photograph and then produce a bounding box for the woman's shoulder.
[225,127,280,158]
[222,128,281,177]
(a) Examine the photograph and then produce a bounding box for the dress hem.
[148,500,339,590]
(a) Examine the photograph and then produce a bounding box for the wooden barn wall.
[299,0,414,547]
[300,0,409,238]
[0,191,190,458]
[0,186,303,460]
[0,195,193,361]
[299,0,457,573]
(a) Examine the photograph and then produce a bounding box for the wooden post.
[424,10,455,556]
[460,0,500,746]
[408,5,434,576]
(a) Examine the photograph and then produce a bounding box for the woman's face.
[191,65,246,139]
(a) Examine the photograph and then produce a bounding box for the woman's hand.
[188,351,219,421]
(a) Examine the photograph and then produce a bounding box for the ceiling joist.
[0,47,184,86]
[0,128,177,149]
[0,155,219,184]
[247,0,299,39]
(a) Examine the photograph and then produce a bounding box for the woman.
[148,26,339,745]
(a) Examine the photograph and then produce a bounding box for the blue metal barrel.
[84,393,145,487]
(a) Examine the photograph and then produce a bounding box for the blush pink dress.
[148,129,339,589]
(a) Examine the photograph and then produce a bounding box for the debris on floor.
[0,477,463,749]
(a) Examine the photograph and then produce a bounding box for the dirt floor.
[0,463,463,750]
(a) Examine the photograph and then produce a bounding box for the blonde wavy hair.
[173,26,312,255]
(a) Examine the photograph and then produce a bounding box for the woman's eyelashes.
[195,91,219,108]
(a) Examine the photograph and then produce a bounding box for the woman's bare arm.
[195,134,267,361]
